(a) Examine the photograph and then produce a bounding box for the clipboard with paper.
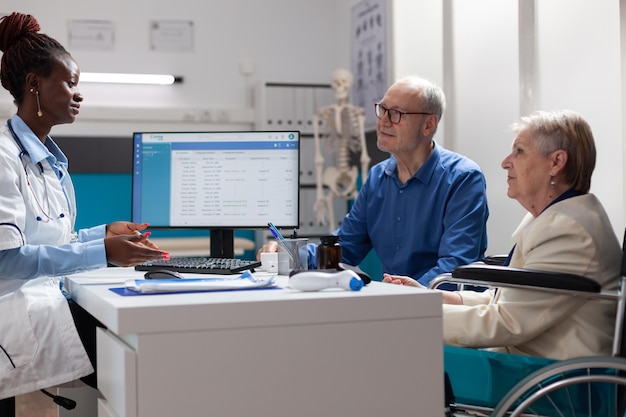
[124,270,276,294]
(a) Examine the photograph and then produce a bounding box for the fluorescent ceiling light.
[81,72,182,85]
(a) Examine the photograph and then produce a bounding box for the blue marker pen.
[268,222,296,261]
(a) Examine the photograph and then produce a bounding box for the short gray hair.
[396,75,446,119]
[511,110,596,193]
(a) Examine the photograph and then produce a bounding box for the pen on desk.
[268,222,285,239]
[268,222,296,261]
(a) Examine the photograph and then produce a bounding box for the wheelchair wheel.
[491,356,626,417]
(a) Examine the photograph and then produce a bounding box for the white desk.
[65,268,443,417]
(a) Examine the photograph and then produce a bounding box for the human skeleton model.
[313,69,370,233]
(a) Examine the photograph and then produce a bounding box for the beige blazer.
[443,193,621,360]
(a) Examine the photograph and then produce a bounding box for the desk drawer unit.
[97,328,137,417]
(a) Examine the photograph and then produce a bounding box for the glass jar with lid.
[316,235,342,270]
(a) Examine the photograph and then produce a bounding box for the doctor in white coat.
[0,12,168,399]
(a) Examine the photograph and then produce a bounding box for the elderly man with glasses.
[335,75,489,286]
[259,76,488,286]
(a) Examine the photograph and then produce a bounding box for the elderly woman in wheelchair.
[384,110,625,417]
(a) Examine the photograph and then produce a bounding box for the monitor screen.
[131,130,300,257]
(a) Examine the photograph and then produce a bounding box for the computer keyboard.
[135,257,262,275]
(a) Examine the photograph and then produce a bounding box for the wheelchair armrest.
[430,264,601,293]
[481,254,509,265]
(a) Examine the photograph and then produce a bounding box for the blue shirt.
[310,142,489,285]
[0,226,108,280]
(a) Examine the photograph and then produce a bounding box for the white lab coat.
[0,125,93,399]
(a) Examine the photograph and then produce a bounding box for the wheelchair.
[431,229,626,417]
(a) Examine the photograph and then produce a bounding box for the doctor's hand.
[106,221,160,250]
[104,233,169,267]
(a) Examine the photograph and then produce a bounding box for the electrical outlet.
[216,109,229,122]
[199,109,213,122]
[182,110,197,121]
[239,61,255,76]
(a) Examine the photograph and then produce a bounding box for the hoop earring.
[30,88,43,117]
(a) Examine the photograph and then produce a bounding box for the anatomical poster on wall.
[351,0,388,131]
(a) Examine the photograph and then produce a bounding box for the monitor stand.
[209,229,235,259]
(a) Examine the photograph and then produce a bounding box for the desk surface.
[65,267,442,336]
[66,267,444,417]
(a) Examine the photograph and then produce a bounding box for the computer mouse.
[144,269,184,279]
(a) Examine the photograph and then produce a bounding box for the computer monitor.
[131,130,300,258]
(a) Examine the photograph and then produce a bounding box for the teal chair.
[433,229,626,417]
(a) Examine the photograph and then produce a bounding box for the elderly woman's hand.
[382,273,425,288]
[383,273,463,304]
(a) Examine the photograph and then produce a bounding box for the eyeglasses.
[374,103,433,124]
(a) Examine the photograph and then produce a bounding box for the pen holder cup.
[277,238,309,275]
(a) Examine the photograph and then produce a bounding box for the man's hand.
[382,273,423,287]
[256,240,279,260]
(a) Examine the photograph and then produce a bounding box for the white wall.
[393,0,623,253]
[447,0,523,254]
[0,0,359,136]
[536,0,623,242]
[391,0,444,89]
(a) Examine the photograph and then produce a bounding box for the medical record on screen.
[131,130,300,229]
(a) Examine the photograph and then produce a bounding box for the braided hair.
[0,12,68,105]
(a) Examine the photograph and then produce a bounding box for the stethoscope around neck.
[7,119,67,222]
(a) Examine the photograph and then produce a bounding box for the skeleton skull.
[331,68,353,102]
